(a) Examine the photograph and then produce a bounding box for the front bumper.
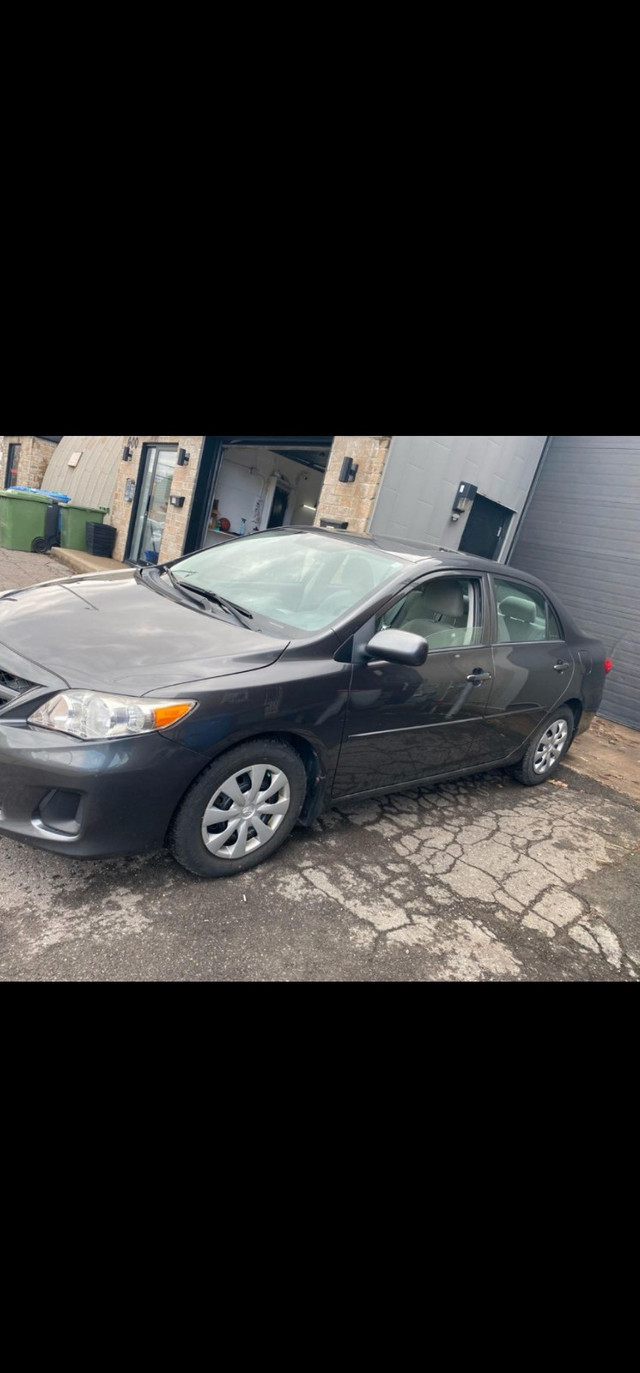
[0,720,206,857]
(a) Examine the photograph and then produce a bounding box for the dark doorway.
[459,495,514,560]
[267,485,289,528]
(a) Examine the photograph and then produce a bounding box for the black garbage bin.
[86,522,117,557]
[31,501,61,554]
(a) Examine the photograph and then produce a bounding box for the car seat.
[395,580,467,649]
[498,595,541,642]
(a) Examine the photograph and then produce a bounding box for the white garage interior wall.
[208,446,325,542]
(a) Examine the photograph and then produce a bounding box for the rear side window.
[494,578,563,643]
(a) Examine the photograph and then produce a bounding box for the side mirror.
[364,629,429,667]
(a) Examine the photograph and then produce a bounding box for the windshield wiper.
[155,566,213,613]
[185,585,254,627]
[158,568,253,627]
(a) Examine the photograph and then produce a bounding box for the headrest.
[500,595,535,623]
[423,580,466,619]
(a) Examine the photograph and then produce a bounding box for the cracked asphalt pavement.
[1,767,639,982]
[1,551,639,981]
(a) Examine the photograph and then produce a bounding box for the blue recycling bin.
[10,487,71,502]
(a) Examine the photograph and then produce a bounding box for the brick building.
[0,435,62,490]
[40,435,393,564]
[40,434,543,567]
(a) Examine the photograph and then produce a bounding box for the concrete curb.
[48,546,126,576]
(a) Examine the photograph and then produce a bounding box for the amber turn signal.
[152,703,195,729]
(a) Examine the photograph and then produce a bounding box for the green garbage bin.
[0,490,51,551]
[60,504,106,552]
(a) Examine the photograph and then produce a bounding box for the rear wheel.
[168,740,307,877]
[512,708,575,786]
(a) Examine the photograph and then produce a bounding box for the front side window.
[377,576,485,651]
[494,578,563,643]
[173,531,405,632]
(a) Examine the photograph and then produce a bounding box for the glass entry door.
[129,444,178,562]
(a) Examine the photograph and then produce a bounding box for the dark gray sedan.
[0,529,609,877]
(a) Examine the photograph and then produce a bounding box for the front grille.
[0,666,38,698]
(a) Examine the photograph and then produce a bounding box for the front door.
[129,444,179,563]
[459,495,514,560]
[333,573,496,799]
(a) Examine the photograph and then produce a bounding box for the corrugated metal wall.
[510,436,640,730]
[41,435,125,513]
[371,436,547,552]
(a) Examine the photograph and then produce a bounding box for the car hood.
[0,570,289,695]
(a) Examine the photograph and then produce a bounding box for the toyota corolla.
[0,529,609,877]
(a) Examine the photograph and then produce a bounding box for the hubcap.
[201,764,291,859]
[533,719,569,775]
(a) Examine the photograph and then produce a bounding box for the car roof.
[281,525,521,578]
[275,526,573,617]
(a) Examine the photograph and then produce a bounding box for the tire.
[31,537,49,554]
[168,739,307,878]
[512,707,575,787]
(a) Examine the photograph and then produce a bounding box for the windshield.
[172,531,404,632]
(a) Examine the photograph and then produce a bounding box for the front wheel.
[168,740,307,877]
[512,708,575,787]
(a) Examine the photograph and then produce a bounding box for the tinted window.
[547,604,563,640]
[377,576,484,651]
[495,578,563,643]
[173,531,405,632]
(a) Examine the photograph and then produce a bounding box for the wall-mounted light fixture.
[177,448,190,467]
[170,495,186,508]
[339,456,359,484]
[451,482,478,521]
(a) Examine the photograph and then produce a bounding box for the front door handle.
[467,670,493,685]
[554,661,571,673]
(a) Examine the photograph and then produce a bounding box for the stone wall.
[0,435,60,490]
[315,436,392,534]
[35,434,391,563]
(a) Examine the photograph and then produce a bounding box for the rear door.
[333,571,497,798]
[483,575,576,760]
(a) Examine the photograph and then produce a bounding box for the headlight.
[29,692,196,740]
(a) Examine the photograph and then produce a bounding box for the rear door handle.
[467,670,493,685]
[554,661,571,673]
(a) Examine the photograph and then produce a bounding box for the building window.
[5,443,22,488]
